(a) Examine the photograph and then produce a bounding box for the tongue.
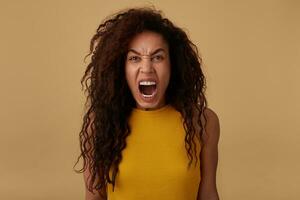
[140,85,156,95]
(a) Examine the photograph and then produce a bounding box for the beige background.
[0,0,299,199]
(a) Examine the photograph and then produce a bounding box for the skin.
[83,31,220,200]
[125,31,171,111]
[196,108,220,200]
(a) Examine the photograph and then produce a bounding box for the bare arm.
[83,165,107,200]
[197,108,220,200]
[83,113,107,200]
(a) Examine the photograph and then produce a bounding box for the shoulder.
[203,107,220,145]
[203,107,219,125]
[193,107,220,145]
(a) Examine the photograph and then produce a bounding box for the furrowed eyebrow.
[127,48,165,56]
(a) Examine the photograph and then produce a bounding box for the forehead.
[127,31,169,54]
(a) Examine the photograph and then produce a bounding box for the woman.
[74,6,220,200]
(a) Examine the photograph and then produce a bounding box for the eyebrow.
[127,48,166,56]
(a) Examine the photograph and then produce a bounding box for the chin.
[136,99,164,110]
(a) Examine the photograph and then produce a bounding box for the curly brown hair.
[73,6,208,198]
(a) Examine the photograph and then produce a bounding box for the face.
[125,31,171,110]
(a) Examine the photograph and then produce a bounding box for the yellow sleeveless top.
[107,104,201,200]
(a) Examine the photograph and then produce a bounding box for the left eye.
[152,55,163,61]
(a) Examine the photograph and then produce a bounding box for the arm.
[83,113,107,200]
[197,108,220,200]
[83,165,107,200]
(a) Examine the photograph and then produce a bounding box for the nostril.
[141,70,154,74]
[140,66,154,73]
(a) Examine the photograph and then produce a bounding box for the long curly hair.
[73,6,208,198]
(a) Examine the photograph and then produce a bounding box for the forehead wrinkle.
[127,48,166,56]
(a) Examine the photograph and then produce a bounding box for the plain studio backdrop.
[0,0,299,199]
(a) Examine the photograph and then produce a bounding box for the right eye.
[128,56,140,62]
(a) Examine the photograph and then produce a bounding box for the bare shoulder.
[201,107,219,122]
[193,107,220,144]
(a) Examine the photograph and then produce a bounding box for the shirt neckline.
[132,104,172,115]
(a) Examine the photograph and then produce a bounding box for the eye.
[152,55,164,61]
[128,56,140,62]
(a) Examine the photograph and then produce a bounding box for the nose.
[140,56,154,74]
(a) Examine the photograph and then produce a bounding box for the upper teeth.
[139,81,156,85]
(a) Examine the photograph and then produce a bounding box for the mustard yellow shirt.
[107,104,201,200]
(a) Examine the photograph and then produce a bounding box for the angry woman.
[74,6,220,200]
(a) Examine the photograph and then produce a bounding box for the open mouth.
[138,81,157,98]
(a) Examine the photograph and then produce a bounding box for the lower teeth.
[142,93,154,98]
